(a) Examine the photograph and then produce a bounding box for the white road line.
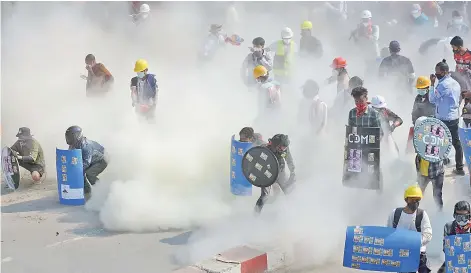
[2,257,13,263]
[46,237,84,248]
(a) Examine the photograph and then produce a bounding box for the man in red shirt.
[451,36,471,103]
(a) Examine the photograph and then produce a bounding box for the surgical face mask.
[140,12,149,20]
[412,12,421,19]
[282,38,291,45]
[455,214,470,227]
[435,73,445,80]
[407,201,420,211]
[417,89,428,96]
[137,71,145,79]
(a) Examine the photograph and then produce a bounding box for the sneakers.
[453,169,466,176]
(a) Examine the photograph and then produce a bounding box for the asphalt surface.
[2,166,469,273]
[1,178,190,273]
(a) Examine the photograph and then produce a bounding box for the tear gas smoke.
[1,2,465,269]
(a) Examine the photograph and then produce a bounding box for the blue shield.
[343,226,421,272]
[413,117,452,163]
[444,234,471,273]
[458,126,471,169]
[230,135,253,196]
[56,149,85,205]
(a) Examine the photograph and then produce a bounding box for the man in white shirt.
[386,185,432,273]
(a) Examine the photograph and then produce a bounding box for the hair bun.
[442,59,447,63]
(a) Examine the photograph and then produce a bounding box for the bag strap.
[415,209,424,232]
[392,208,402,228]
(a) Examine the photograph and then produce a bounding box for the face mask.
[435,73,445,80]
[453,49,460,54]
[362,22,369,27]
[412,12,421,19]
[253,50,262,58]
[455,214,470,227]
[417,89,428,96]
[282,39,291,45]
[407,201,420,211]
[140,12,149,20]
[137,71,145,78]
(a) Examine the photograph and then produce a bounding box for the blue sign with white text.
[230,135,253,196]
[56,148,85,206]
[444,234,471,273]
[343,226,421,272]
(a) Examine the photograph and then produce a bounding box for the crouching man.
[11,127,46,183]
[65,126,108,195]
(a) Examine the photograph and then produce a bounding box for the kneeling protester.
[11,127,46,185]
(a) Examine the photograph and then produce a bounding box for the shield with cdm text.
[342,126,381,190]
[242,146,279,188]
[413,117,452,163]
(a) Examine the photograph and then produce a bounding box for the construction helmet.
[416,76,431,89]
[301,20,313,30]
[281,27,293,39]
[331,57,347,69]
[140,3,150,13]
[253,65,268,79]
[134,59,148,72]
[361,10,372,19]
[404,185,423,200]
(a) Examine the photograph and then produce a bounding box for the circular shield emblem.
[241,146,280,188]
[413,117,452,163]
[2,147,20,190]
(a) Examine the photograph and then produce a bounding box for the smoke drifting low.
[2,2,466,269]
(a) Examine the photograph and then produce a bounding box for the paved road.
[1,179,191,273]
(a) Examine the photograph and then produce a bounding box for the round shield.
[413,117,452,163]
[2,146,20,190]
[241,146,280,188]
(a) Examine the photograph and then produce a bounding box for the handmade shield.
[56,148,85,206]
[413,117,452,163]
[2,147,20,190]
[230,135,253,196]
[343,226,421,272]
[458,125,471,169]
[342,126,381,190]
[444,234,471,273]
[242,146,279,187]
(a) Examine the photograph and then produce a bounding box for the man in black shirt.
[379,41,415,93]
[299,20,323,59]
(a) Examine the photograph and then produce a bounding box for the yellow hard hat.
[253,65,268,79]
[301,20,313,30]
[416,76,431,89]
[404,185,423,199]
[134,59,148,72]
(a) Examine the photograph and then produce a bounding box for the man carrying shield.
[255,134,296,214]
[10,127,46,184]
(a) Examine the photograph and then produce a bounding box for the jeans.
[441,119,464,171]
[404,253,431,273]
[254,172,295,213]
[84,159,108,194]
[418,173,444,209]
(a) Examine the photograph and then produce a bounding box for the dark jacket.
[11,138,45,168]
[411,94,436,125]
[299,35,323,59]
[69,137,105,170]
[438,221,471,273]
[262,144,295,174]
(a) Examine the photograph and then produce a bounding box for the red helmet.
[331,57,347,69]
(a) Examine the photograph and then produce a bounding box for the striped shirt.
[348,105,382,128]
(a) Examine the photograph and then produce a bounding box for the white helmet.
[140,4,150,13]
[281,27,293,39]
[370,95,387,109]
[361,10,372,19]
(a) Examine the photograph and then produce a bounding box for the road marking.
[46,237,84,248]
[2,257,13,263]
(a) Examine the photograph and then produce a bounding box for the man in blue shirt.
[429,59,465,175]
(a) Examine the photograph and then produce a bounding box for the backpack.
[392,207,424,232]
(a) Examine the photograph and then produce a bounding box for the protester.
[326,57,349,94]
[412,76,436,125]
[429,59,465,175]
[370,95,403,134]
[255,134,296,214]
[298,79,327,134]
[299,20,323,59]
[240,37,273,88]
[269,27,297,84]
[437,201,471,273]
[447,11,470,36]
[10,127,46,184]
[348,87,383,136]
[238,127,264,146]
[387,185,432,273]
[378,41,415,93]
[82,54,114,96]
